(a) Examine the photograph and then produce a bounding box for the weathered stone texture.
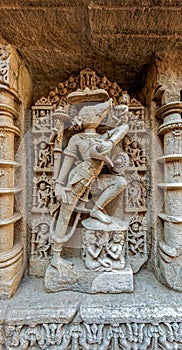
[0,1,181,101]
[0,270,182,349]
[0,43,32,298]
[155,51,182,103]
[0,1,181,348]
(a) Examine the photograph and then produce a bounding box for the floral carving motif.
[3,321,182,349]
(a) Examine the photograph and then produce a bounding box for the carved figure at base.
[82,230,112,271]
[36,224,50,259]
[82,229,125,272]
[106,231,125,269]
[48,89,129,274]
[82,230,125,272]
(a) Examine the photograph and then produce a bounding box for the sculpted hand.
[55,182,66,202]
[89,139,113,166]
[103,140,113,153]
[96,140,113,155]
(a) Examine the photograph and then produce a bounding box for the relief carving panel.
[30,69,149,293]
[2,321,182,350]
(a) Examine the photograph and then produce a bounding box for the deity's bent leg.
[91,176,127,223]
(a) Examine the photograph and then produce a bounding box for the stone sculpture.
[37,182,51,208]
[82,229,125,271]
[127,216,148,272]
[44,88,133,293]
[35,223,50,259]
[38,142,51,169]
[30,69,148,293]
[4,321,182,350]
[50,95,127,249]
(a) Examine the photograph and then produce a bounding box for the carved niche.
[30,69,149,292]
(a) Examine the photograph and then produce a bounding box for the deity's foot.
[50,256,73,274]
[90,209,111,224]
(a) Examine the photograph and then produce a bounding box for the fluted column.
[0,43,32,298]
[0,85,23,297]
[156,102,182,291]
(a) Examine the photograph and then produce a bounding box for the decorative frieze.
[1,321,182,349]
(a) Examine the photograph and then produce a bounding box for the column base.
[0,243,24,299]
[159,254,182,292]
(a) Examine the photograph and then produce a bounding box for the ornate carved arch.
[35,68,142,108]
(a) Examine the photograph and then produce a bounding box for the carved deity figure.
[128,222,144,256]
[82,230,125,271]
[38,142,51,168]
[37,182,51,208]
[106,231,125,269]
[35,110,50,130]
[82,230,112,271]
[36,224,50,259]
[49,119,64,149]
[124,137,146,169]
[127,141,140,167]
[49,89,129,272]
[127,175,146,210]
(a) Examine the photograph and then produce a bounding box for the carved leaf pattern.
[3,322,182,350]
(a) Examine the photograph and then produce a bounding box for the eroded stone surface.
[0,3,181,348]
[0,270,182,349]
[0,1,181,101]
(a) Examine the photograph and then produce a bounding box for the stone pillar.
[139,51,182,290]
[156,102,182,291]
[0,43,32,298]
